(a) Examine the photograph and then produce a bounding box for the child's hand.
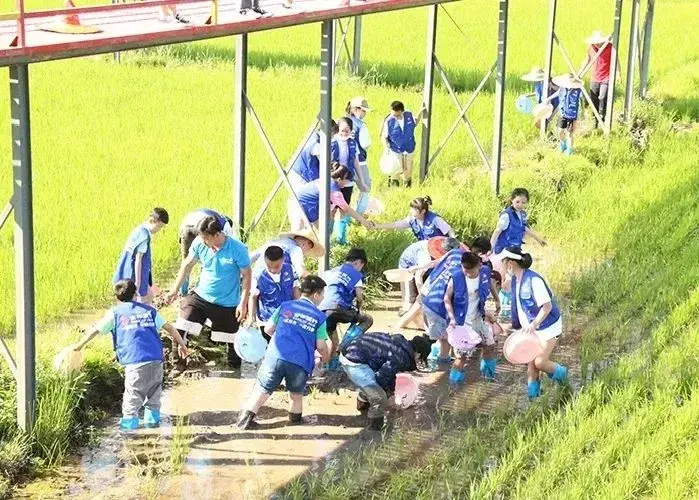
[164,289,179,305]
[485,311,497,323]
[178,344,189,359]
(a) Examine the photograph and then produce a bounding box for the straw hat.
[552,73,584,89]
[520,66,545,82]
[278,229,325,258]
[585,30,610,45]
[349,96,371,111]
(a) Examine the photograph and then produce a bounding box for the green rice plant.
[169,415,190,475]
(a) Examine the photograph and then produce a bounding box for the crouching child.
[339,332,431,430]
[71,279,188,430]
[237,275,331,430]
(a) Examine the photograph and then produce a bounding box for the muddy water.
[18,291,582,499]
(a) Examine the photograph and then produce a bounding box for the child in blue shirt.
[319,248,374,368]
[247,245,300,342]
[553,73,583,156]
[70,279,188,430]
[236,276,331,430]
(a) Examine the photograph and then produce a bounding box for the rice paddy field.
[1,0,699,497]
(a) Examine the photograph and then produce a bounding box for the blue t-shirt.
[190,236,251,307]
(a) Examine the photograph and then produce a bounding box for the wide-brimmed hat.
[278,229,325,258]
[585,30,610,45]
[520,66,545,82]
[533,102,554,122]
[552,73,584,89]
[349,96,371,111]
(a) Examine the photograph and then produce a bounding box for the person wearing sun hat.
[552,73,583,156]
[520,66,560,114]
[346,97,373,216]
[249,228,325,280]
[499,246,567,399]
[579,30,614,129]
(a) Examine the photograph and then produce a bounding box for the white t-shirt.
[465,276,480,323]
[251,267,300,297]
[514,276,562,340]
[250,238,306,278]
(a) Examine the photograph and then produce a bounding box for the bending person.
[501,247,568,399]
[288,163,375,233]
[249,229,324,280]
[375,196,455,241]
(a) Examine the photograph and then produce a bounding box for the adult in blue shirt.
[167,215,252,369]
[237,275,331,430]
[113,207,169,305]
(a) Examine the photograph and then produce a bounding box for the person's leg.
[143,361,164,427]
[566,121,576,155]
[179,228,197,295]
[557,117,568,152]
[336,186,354,244]
[260,326,271,344]
[356,162,371,215]
[402,153,414,187]
[395,299,422,329]
[362,384,388,429]
[237,357,281,429]
[172,294,208,374]
[340,361,386,429]
[589,82,601,128]
[324,310,342,354]
[423,306,450,366]
[283,361,309,423]
[475,318,497,380]
[121,364,147,429]
[208,301,241,369]
[449,353,467,384]
[527,360,541,399]
[533,336,565,377]
[598,82,609,125]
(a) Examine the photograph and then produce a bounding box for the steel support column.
[352,16,362,75]
[540,0,557,138]
[419,5,437,184]
[605,0,624,132]
[233,34,247,239]
[639,0,654,98]
[623,0,640,121]
[318,21,333,272]
[9,64,36,434]
[491,0,508,196]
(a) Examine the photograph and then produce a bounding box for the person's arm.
[162,322,189,359]
[490,212,510,250]
[489,278,501,320]
[72,328,100,351]
[246,288,259,327]
[413,259,439,289]
[237,266,252,322]
[435,217,456,238]
[134,252,144,295]
[375,218,411,230]
[375,358,399,393]
[167,253,199,304]
[524,302,552,336]
[73,310,113,351]
[525,226,547,246]
[358,125,371,150]
[315,320,332,363]
[263,306,280,336]
[579,51,592,76]
[524,277,554,335]
[355,285,365,311]
[444,278,456,326]
[414,107,426,124]
[343,205,375,229]
[354,156,368,192]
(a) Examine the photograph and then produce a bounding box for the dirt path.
[16,291,582,499]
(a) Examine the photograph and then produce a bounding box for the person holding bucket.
[113,207,169,305]
[70,279,188,430]
[319,248,374,369]
[553,73,583,156]
[339,332,431,430]
[346,97,373,216]
[520,66,559,128]
[165,215,252,370]
[288,163,375,233]
[247,245,300,343]
[443,252,500,384]
[380,101,423,188]
[500,247,568,399]
[375,196,455,241]
[237,276,331,430]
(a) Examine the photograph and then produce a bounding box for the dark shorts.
[259,325,271,343]
[257,357,308,394]
[323,307,373,334]
[341,186,354,205]
[558,116,576,130]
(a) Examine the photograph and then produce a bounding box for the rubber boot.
[356,192,370,216]
[326,355,340,372]
[404,179,412,188]
[480,358,497,380]
[340,324,363,349]
[367,415,384,431]
[391,179,400,187]
[449,368,465,385]
[550,363,568,383]
[119,416,140,430]
[559,139,568,153]
[357,399,370,414]
[565,145,574,156]
[288,412,303,425]
[236,410,257,430]
[527,380,541,399]
[143,408,160,428]
[335,216,349,245]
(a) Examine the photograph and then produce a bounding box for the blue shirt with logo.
[190,235,251,307]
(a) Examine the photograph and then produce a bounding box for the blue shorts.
[256,357,309,394]
[423,305,448,340]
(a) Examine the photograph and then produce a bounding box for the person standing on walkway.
[346,97,373,215]
[166,215,252,369]
[380,101,424,188]
[113,207,169,306]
